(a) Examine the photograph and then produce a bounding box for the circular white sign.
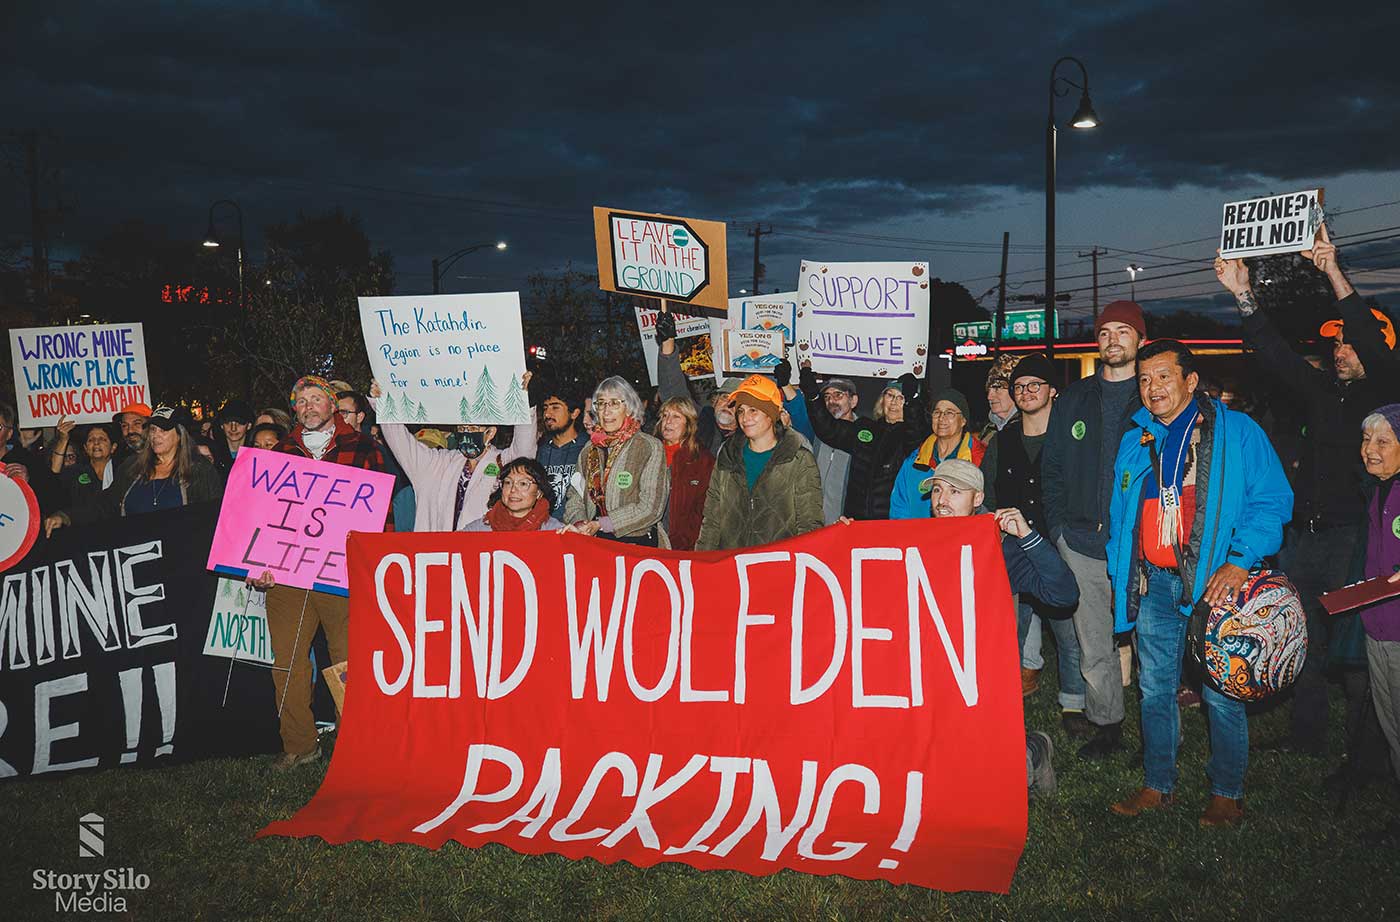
[0,474,40,571]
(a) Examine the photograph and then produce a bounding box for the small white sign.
[202,578,275,666]
[730,293,799,345]
[9,323,151,428]
[794,261,930,378]
[1219,188,1324,259]
[359,293,529,425]
[723,328,784,373]
[635,306,718,385]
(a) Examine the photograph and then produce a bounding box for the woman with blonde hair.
[654,395,715,551]
[563,376,668,546]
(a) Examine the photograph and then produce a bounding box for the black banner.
[0,504,279,779]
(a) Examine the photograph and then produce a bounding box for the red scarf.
[483,497,553,532]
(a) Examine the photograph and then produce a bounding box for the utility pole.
[994,232,1009,354]
[747,224,772,296]
[1077,246,1105,331]
[25,131,49,314]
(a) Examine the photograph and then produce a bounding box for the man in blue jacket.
[1106,340,1292,827]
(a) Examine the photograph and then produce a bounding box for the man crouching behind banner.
[924,458,1078,796]
[249,374,388,770]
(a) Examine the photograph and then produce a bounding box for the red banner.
[260,517,1026,892]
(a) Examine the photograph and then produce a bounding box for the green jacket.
[695,429,824,551]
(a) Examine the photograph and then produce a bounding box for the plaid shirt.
[276,414,393,529]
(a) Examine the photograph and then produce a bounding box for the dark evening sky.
[5,1,1400,322]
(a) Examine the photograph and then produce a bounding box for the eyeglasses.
[1012,381,1047,395]
[594,398,626,411]
[930,409,964,419]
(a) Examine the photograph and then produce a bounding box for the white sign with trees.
[358,292,529,425]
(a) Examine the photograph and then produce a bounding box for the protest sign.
[0,474,40,572]
[595,207,729,316]
[9,323,150,428]
[730,293,799,345]
[1219,188,1324,259]
[0,505,280,779]
[635,305,718,385]
[202,578,274,666]
[723,329,784,373]
[206,448,395,595]
[359,293,529,425]
[260,517,1027,893]
[794,262,930,378]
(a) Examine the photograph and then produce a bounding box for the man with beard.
[1216,227,1397,776]
[1043,300,1145,760]
[536,386,588,521]
[248,375,387,770]
[111,402,151,463]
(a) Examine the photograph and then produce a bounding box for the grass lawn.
[3,654,1397,921]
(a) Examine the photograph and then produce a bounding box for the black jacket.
[1042,371,1142,559]
[1243,292,1397,530]
[992,417,1049,536]
[799,366,928,520]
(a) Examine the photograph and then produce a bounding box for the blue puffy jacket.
[1106,395,1292,633]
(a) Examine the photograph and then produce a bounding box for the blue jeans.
[1017,600,1086,710]
[1137,564,1248,799]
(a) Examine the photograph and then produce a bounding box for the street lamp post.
[432,241,507,294]
[1126,263,1142,300]
[1044,56,1100,359]
[203,199,251,401]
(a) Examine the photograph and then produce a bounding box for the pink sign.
[206,447,395,595]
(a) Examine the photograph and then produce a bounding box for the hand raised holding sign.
[1301,223,1354,299]
[1213,250,1251,296]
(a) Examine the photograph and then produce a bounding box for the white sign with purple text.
[794,261,929,378]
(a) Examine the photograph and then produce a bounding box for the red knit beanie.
[1097,300,1146,339]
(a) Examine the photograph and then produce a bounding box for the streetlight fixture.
[1044,55,1100,359]
[1126,263,1142,300]
[432,241,508,294]
[203,199,250,400]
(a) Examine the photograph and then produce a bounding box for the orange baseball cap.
[117,402,153,418]
[1319,308,1396,350]
[728,374,783,421]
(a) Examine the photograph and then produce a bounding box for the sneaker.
[272,747,321,772]
[1061,711,1096,740]
[1021,667,1042,697]
[1199,795,1245,827]
[1027,732,1056,798]
[1078,722,1124,761]
[1111,786,1173,816]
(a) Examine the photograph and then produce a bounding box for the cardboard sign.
[731,294,799,345]
[260,517,1027,894]
[794,262,930,378]
[635,305,718,385]
[9,323,150,428]
[202,578,275,666]
[1219,188,1324,259]
[359,293,530,425]
[206,448,395,595]
[595,207,729,316]
[0,473,40,572]
[723,328,784,373]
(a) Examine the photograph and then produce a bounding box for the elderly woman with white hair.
[1356,404,1400,837]
[561,376,668,546]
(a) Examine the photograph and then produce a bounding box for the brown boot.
[1199,795,1245,827]
[1021,667,1042,697]
[1111,787,1173,816]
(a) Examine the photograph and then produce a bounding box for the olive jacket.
[695,429,824,551]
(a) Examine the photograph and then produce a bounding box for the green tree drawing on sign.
[503,373,527,421]
[471,366,498,420]
[459,396,471,423]
[380,392,397,420]
[415,401,428,423]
